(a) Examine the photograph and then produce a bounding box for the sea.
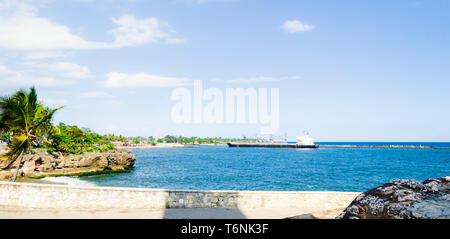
[42,142,450,192]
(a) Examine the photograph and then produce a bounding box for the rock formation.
[0,149,136,181]
[337,177,450,219]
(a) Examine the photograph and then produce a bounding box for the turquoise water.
[76,144,450,192]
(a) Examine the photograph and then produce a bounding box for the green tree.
[133,138,140,145]
[0,87,62,182]
[48,124,116,154]
[164,135,177,143]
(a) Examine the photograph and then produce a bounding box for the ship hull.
[227,143,319,149]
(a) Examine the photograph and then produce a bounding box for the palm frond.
[34,106,63,130]
[1,135,29,170]
[0,86,62,163]
[3,135,29,158]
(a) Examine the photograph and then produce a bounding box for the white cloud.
[23,51,71,60]
[0,1,105,50]
[33,77,76,86]
[0,1,184,50]
[0,75,77,88]
[22,61,93,79]
[80,91,114,99]
[110,15,186,47]
[0,61,92,88]
[101,72,192,88]
[281,20,314,33]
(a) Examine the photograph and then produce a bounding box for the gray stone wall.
[0,182,359,211]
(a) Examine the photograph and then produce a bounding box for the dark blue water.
[77,144,450,192]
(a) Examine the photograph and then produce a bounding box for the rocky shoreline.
[337,176,450,219]
[0,149,136,181]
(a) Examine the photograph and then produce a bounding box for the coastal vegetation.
[124,135,256,145]
[44,123,116,154]
[0,86,118,182]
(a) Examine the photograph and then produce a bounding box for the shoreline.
[15,177,66,185]
[116,145,184,149]
[116,143,226,149]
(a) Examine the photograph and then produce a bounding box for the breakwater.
[320,145,443,149]
[0,182,359,210]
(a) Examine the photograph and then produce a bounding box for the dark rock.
[337,177,450,219]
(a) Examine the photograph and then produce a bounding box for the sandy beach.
[116,143,185,149]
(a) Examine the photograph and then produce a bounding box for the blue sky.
[0,0,449,141]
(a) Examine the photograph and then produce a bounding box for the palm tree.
[0,86,62,182]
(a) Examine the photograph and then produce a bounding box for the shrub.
[46,123,116,154]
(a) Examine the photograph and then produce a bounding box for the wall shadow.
[162,190,247,219]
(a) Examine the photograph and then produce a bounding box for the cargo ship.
[227,133,319,149]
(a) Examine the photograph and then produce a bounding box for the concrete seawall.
[0,182,359,211]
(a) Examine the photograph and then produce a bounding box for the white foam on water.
[40,176,96,187]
